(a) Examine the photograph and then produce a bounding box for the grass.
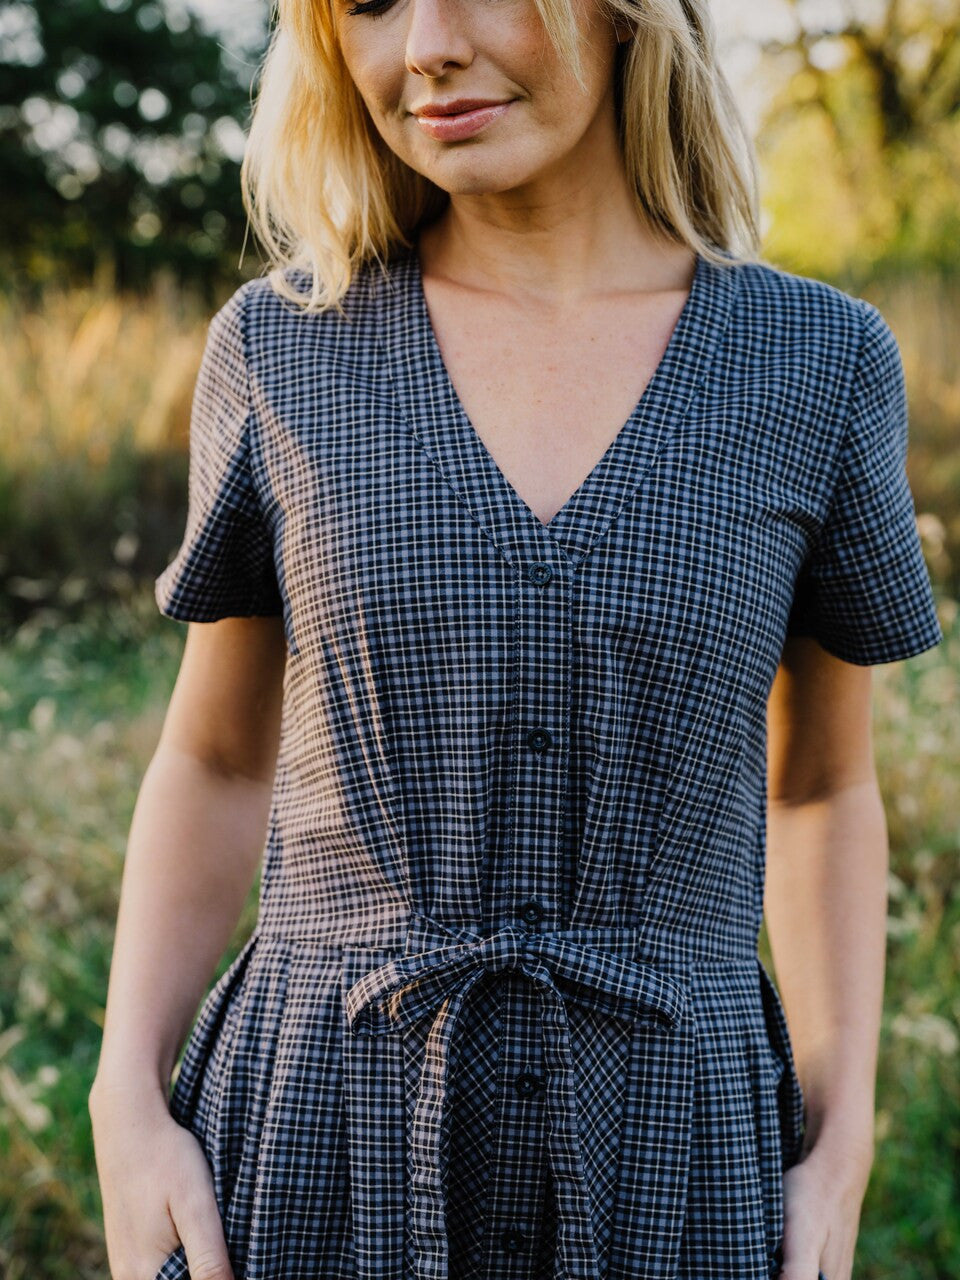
[0,596,257,1278]
[0,276,209,630]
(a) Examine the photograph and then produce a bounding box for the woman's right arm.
[88,612,286,1279]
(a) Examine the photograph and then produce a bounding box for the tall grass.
[0,277,211,631]
[0,273,206,467]
[864,273,960,595]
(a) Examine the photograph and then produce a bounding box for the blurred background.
[0,1,957,1275]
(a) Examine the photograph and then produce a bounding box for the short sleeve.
[155,287,283,622]
[785,299,942,665]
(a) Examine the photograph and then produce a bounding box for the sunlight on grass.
[0,276,207,469]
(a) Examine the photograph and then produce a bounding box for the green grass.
[0,593,255,1278]
[1,589,958,1277]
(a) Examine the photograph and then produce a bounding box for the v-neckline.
[414,247,705,531]
[377,239,740,565]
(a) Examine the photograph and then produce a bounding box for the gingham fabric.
[153,242,942,1280]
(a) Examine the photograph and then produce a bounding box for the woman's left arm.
[765,632,888,1280]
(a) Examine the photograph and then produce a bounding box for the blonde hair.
[240,0,761,314]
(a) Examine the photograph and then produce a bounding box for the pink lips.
[415,101,513,142]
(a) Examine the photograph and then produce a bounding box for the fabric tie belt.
[342,912,693,1280]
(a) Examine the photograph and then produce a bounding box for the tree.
[0,0,270,292]
[754,0,960,279]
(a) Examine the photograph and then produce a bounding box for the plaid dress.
[152,242,942,1280]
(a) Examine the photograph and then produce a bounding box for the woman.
[88,1,943,1279]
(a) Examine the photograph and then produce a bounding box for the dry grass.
[0,275,210,470]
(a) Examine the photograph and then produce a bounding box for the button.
[519,899,543,926]
[527,563,553,586]
[525,727,553,752]
[500,1227,527,1253]
[514,1070,545,1097]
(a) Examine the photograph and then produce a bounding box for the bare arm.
[766,633,885,1278]
[766,633,884,1163]
[89,613,287,1103]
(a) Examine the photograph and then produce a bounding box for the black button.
[527,563,553,586]
[519,899,543,925]
[500,1227,526,1253]
[514,1070,545,1097]
[525,727,552,752]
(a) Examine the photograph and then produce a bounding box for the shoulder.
[207,257,395,362]
[215,256,394,332]
[730,256,875,345]
[721,257,900,402]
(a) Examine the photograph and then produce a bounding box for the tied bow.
[344,914,688,1280]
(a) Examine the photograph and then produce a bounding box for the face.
[334,0,624,199]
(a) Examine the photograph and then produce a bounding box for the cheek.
[338,35,402,114]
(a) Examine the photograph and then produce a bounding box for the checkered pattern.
[153,242,942,1280]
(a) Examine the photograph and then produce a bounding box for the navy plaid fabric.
[153,242,942,1280]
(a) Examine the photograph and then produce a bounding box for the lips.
[413,98,512,117]
[414,101,514,141]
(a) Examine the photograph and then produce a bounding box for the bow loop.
[529,933,686,1029]
[346,923,530,1037]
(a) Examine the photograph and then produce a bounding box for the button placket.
[481,975,551,1277]
[509,542,568,927]
[481,540,569,1274]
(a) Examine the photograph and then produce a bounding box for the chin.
[419,154,542,198]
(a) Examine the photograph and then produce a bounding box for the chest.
[253,255,829,698]
[420,277,691,527]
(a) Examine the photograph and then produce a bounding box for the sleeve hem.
[792,615,944,666]
[154,577,284,623]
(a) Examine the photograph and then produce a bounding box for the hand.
[88,1082,236,1280]
[780,1133,874,1280]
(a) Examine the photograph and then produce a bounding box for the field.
[0,274,957,1278]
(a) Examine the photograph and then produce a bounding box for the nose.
[404,0,474,78]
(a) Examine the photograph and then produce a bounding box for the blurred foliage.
[756,0,960,285]
[0,274,212,633]
[1,1,958,296]
[867,273,960,606]
[0,593,258,1279]
[0,0,269,298]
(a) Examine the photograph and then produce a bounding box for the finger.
[179,1237,236,1280]
[169,1194,235,1280]
[780,1237,824,1280]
